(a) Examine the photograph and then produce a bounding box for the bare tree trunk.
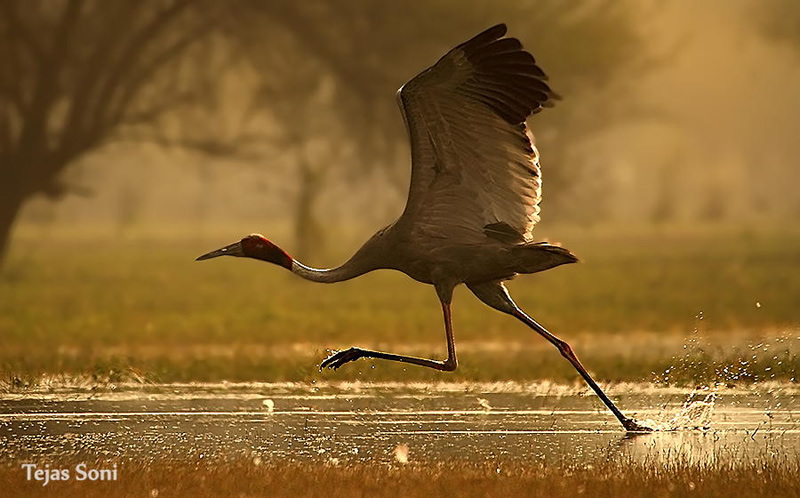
[294,156,324,261]
[0,191,25,268]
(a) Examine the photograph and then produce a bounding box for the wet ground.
[1,383,797,467]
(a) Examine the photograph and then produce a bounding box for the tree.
[217,18,352,259]
[226,0,651,247]
[0,0,222,265]
[0,0,653,265]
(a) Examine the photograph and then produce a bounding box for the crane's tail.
[512,242,578,275]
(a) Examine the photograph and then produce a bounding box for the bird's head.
[196,234,293,269]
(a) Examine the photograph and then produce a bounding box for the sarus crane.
[197,24,649,432]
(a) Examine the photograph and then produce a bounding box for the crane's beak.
[196,241,244,261]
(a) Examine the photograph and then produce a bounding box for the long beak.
[196,241,244,261]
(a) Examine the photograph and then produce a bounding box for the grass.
[2,456,799,498]
[1,224,799,386]
[2,226,800,496]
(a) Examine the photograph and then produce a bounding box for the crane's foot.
[320,347,366,370]
[622,417,654,433]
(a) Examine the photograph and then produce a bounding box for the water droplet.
[394,443,409,464]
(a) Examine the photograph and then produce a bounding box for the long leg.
[468,280,649,432]
[320,294,458,372]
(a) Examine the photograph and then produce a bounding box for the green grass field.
[1,225,799,387]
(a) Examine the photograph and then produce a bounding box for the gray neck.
[290,258,375,283]
[289,227,388,283]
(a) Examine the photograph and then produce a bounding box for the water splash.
[477,398,492,412]
[652,308,798,391]
[393,443,409,464]
[635,390,716,431]
[665,391,716,429]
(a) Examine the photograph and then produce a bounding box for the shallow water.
[1,383,797,467]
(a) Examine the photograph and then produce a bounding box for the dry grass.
[1,225,799,385]
[2,456,798,498]
[3,226,798,496]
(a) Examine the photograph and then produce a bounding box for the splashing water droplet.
[666,392,716,430]
[635,391,717,431]
[394,443,409,464]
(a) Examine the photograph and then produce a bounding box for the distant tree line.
[1,0,653,267]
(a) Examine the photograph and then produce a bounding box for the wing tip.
[486,23,508,38]
[461,24,559,124]
[458,23,508,52]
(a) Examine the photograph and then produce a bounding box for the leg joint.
[555,339,575,360]
[441,357,458,372]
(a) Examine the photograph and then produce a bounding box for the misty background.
[3,0,800,266]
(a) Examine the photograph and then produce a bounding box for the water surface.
[1,383,797,467]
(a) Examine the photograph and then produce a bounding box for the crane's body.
[289,219,576,286]
[197,24,649,432]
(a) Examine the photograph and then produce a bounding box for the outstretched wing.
[396,24,557,244]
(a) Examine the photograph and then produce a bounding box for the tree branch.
[0,1,46,62]
[14,0,86,187]
[105,21,217,129]
[87,0,195,137]
[110,128,274,162]
[57,3,148,152]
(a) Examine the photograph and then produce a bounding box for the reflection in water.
[617,424,792,468]
[0,384,797,468]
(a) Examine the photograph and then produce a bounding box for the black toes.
[320,350,343,370]
[320,348,363,370]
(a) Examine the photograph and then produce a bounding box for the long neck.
[289,256,377,283]
[261,229,387,283]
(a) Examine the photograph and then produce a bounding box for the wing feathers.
[398,24,554,244]
[484,222,528,244]
[454,23,508,53]
[471,38,525,59]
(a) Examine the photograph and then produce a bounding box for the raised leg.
[320,298,458,372]
[468,280,650,432]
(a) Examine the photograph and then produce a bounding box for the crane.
[197,24,649,432]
